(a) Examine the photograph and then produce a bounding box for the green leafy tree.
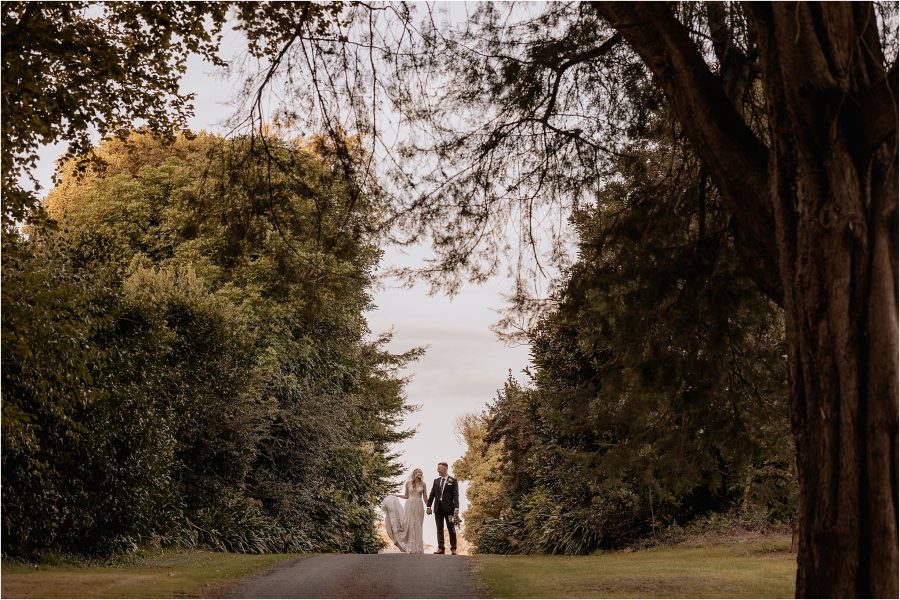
[0,1,355,230]
[3,130,416,556]
[6,3,895,592]
[0,1,230,226]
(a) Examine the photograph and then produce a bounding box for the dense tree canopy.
[455,133,794,554]
[0,1,344,227]
[2,131,417,556]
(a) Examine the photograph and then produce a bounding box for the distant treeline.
[455,140,796,554]
[2,132,417,557]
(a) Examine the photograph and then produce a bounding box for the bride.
[381,468,427,553]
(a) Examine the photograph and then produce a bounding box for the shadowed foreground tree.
[0,1,342,228]
[592,4,898,597]
[0,1,227,227]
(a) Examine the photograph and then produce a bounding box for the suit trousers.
[434,510,457,550]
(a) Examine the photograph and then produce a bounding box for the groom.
[426,461,459,555]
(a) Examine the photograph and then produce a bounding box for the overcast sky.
[29,14,536,550]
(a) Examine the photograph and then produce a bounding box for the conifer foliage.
[456,140,795,554]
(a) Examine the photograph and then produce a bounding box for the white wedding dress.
[382,480,426,553]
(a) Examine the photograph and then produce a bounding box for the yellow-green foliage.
[453,412,508,549]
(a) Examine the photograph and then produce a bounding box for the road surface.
[220,553,483,598]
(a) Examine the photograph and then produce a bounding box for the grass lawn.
[1,548,298,598]
[471,535,796,598]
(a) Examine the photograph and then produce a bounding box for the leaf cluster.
[1,1,231,226]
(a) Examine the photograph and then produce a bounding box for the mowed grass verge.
[1,548,298,598]
[471,535,795,598]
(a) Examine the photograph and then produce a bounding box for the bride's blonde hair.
[409,468,424,489]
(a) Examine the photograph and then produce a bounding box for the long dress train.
[382,481,426,553]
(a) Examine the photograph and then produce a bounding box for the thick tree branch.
[594,2,782,303]
[858,61,899,154]
[705,3,757,110]
[745,2,897,159]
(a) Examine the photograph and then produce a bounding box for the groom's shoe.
[434,549,445,554]
[451,549,458,555]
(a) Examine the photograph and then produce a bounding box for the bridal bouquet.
[452,513,462,527]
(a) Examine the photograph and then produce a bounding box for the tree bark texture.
[596,2,898,597]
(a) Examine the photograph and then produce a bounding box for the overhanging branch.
[594,2,782,303]
[858,61,899,154]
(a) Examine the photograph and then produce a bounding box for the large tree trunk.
[772,84,899,599]
[596,2,898,597]
[778,138,898,598]
[751,4,898,597]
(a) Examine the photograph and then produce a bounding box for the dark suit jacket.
[427,475,459,514]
